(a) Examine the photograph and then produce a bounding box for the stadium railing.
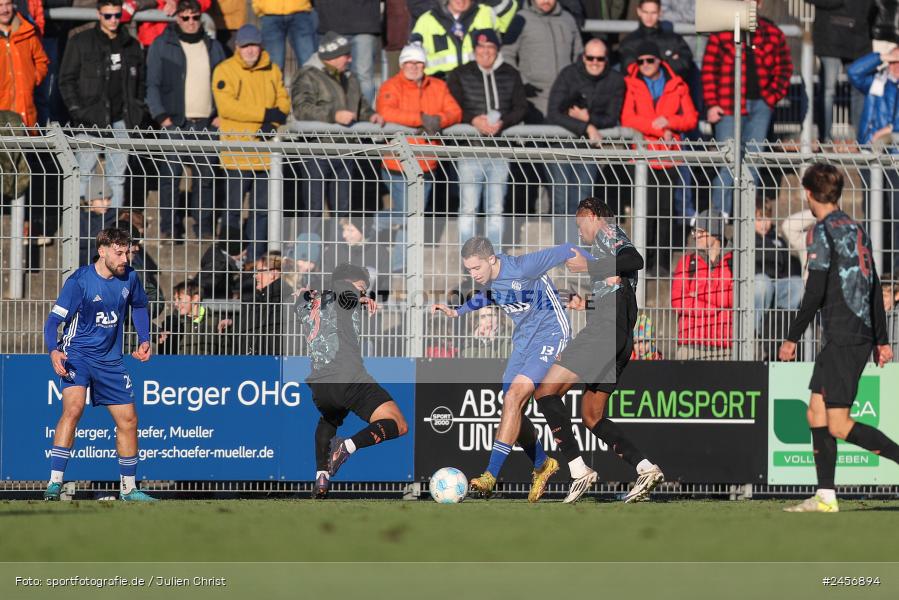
[1,124,897,362]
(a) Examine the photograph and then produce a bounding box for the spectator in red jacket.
[0,0,49,127]
[671,209,734,360]
[701,0,792,218]
[621,40,697,277]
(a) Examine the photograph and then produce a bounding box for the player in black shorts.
[779,163,899,513]
[296,263,409,498]
[535,198,664,504]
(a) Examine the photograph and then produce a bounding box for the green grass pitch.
[2,497,898,562]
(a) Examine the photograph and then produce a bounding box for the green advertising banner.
[768,363,899,484]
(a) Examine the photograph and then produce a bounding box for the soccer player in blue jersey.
[780,163,899,513]
[432,236,585,501]
[534,198,663,504]
[42,228,156,502]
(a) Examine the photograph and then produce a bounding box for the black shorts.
[809,342,871,408]
[307,373,393,425]
[557,290,637,393]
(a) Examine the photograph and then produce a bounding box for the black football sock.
[846,423,899,463]
[516,414,548,469]
[315,418,337,472]
[810,426,836,489]
[537,394,580,463]
[591,418,644,468]
[350,419,400,451]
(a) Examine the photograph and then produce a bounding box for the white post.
[9,194,26,299]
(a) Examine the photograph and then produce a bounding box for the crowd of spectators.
[7,0,899,356]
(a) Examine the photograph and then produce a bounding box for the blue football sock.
[486,441,512,477]
[522,440,547,469]
[49,445,71,482]
[118,455,137,478]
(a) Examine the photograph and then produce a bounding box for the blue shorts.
[60,356,135,406]
[502,331,568,394]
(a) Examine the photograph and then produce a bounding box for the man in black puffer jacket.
[545,38,625,244]
[59,0,146,209]
[619,0,692,80]
[447,28,526,251]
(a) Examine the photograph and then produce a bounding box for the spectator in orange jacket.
[621,40,697,277]
[375,42,462,272]
[0,0,49,126]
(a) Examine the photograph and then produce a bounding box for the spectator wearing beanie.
[619,0,693,80]
[212,23,290,261]
[146,0,226,240]
[502,0,582,121]
[376,42,462,272]
[447,28,527,250]
[620,39,697,277]
[316,0,381,104]
[291,31,384,236]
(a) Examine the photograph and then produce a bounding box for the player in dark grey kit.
[295,263,408,498]
[780,163,899,513]
[535,198,664,504]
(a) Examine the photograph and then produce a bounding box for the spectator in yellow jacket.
[212,24,290,262]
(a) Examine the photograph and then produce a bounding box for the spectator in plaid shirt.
[702,0,792,218]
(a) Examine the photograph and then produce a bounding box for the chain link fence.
[2,125,896,360]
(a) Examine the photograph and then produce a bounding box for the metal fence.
[2,125,898,360]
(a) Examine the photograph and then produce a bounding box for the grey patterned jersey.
[806,210,876,343]
[295,281,364,378]
[590,222,639,300]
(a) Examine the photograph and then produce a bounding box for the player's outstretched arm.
[431,304,459,318]
[523,243,591,278]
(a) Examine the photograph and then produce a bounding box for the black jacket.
[145,25,227,125]
[873,0,898,44]
[619,22,694,80]
[194,242,244,300]
[59,25,146,128]
[447,59,527,129]
[810,0,875,59]
[755,229,801,280]
[317,0,382,35]
[546,60,625,135]
[233,280,292,356]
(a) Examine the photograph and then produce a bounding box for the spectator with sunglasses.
[619,0,693,80]
[59,0,146,209]
[545,38,624,244]
[146,0,226,240]
[129,0,211,49]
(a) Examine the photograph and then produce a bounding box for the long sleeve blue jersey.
[457,244,591,346]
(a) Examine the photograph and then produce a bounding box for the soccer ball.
[429,467,468,504]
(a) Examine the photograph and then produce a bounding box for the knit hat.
[635,40,661,60]
[83,175,112,201]
[235,24,262,47]
[399,43,428,66]
[471,29,501,49]
[291,232,322,264]
[694,209,727,240]
[319,31,352,60]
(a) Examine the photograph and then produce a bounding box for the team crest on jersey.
[95,310,119,327]
[121,288,129,299]
[511,280,523,291]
